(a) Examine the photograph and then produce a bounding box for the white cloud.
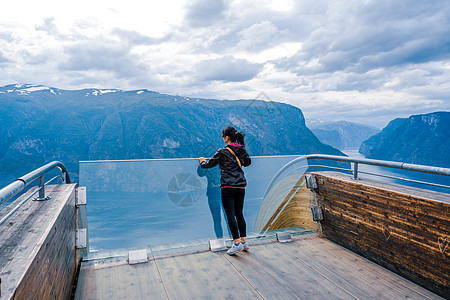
[267,0,294,12]
[184,0,228,28]
[0,0,449,127]
[236,21,279,51]
[195,55,261,82]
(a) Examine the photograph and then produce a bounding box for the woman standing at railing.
[199,126,251,255]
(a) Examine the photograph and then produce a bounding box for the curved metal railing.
[305,154,450,176]
[256,154,450,235]
[266,154,450,194]
[0,161,71,225]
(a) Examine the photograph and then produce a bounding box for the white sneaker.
[227,243,244,255]
[242,241,249,251]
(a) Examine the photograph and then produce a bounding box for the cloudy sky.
[1,0,449,127]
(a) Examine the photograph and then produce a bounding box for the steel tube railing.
[353,162,359,180]
[0,181,25,207]
[309,163,450,190]
[304,154,450,177]
[0,161,70,202]
[266,154,450,195]
[0,187,41,226]
[17,161,70,185]
[0,161,71,225]
[307,165,353,173]
[357,170,450,189]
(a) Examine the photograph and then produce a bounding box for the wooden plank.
[315,175,449,236]
[74,260,167,300]
[26,186,76,299]
[263,178,320,232]
[305,237,444,299]
[316,178,449,234]
[223,241,356,299]
[279,235,443,299]
[319,200,446,256]
[0,184,78,300]
[316,171,450,204]
[156,251,261,299]
[320,217,448,289]
[74,236,444,299]
[312,172,450,298]
[2,186,66,298]
[319,198,449,277]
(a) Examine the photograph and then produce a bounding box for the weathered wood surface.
[75,259,167,299]
[223,240,353,299]
[263,177,319,232]
[74,234,442,299]
[0,183,78,299]
[280,236,441,299]
[312,171,450,298]
[157,251,260,299]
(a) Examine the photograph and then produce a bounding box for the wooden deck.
[312,172,450,296]
[0,184,79,299]
[74,234,442,299]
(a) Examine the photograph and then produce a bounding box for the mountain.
[0,84,345,186]
[359,112,450,167]
[306,119,380,150]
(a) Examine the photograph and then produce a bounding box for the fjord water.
[80,156,308,251]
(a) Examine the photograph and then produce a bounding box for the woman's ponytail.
[222,126,245,145]
[236,132,245,146]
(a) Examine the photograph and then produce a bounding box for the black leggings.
[221,188,246,240]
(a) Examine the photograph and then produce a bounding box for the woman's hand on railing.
[199,157,206,163]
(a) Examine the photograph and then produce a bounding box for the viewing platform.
[0,155,449,299]
[74,234,441,299]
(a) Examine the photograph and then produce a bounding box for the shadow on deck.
[74,234,442,299]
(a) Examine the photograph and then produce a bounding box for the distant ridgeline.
[360,112,450,168]
[307,119,380,151]
[0,84,343,186]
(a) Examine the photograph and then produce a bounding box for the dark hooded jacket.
[200,144,251,187]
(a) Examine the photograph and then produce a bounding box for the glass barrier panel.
[258,174,320,234]
[254,156,308,232]
[79,155,316,251]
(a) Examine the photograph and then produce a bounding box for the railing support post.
[353,162,359,180]
[34,175,51,201]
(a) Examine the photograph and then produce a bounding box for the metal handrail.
[266,154,450,194]
[0,161,71,225]
[304,154,450,177]
[80,154,450,177]
[357,170,450,189]
[308,164,450,190]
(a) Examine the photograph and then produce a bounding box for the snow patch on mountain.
[162,138,180,149]
[2,84,53,95]
[22,86,50,92]
[99,89,117,94]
